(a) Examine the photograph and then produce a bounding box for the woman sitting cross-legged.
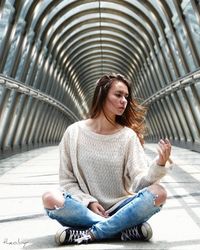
[42,73,173,245]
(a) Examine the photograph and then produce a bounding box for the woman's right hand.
[88,202,109,218]
[156,138,172,166]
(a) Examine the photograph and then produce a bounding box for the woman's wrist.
[156,160,166,166]
[88,201,98,209]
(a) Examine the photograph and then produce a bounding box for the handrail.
[0,74,79,122]
[142,69,200,105]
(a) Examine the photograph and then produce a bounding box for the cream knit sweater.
[59,120,168,211]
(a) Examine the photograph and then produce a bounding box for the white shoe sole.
[141,222,153,240]
[55,227,68,245]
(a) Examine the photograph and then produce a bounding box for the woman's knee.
[148,184,167,207]
[42,191,65,209]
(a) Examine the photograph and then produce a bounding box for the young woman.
[42,73,172,245]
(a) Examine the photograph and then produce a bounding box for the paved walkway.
[0,144,200,250]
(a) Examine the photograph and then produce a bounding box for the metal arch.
[66,52,138,88]
[76,62,130,92]
[73,59,134,86]
[81,65,143,105]
[51,12,153,63]
[43,14,152,82]
[63,52,142,105]
[62,49,135,89]
[28,16,140,98]
[36,1,99,41]
[103,0,166,56]
[0,0,29,72]
[98,2,173,83]
[39,2,154,47]
[54,22,150,90]
[0,0,52,77]
[65,42,140,71]
[0,1,79,73]
[70,31,146,64]
[49,23,144,68]
[55,31,145,70]
[70,62,128,98]
[55,25,147,81]
[10,1,70,83]
[51,31,159,100]
[172,0,200,67]
[155,0,189,75]
[5,0,167,105]
[0,0,200,153]
[0,74,79,121]
[62,52,131,104]
[76,68,124,103]
[49,12,151,59]
[73,56,135,80]
[1,0,189,93]
[63,42,140,78]
[65,38,140,66]
[143,70,200,105]
[55,30,141,97]
[74,60,133,85]
[71,58,135,90]
[62,45,138,73]
[132,0,174,83]
[25,3,160,84]
[14,0,56,82]
[0,0,6,11]
[79,67,121,90]
[190,0,200,25]
[0,1,37,149]
[77,61,137,91]
[9,0,53,78]
[148,0,181,77]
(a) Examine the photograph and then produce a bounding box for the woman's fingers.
[157,138,171,166]
[89,202,109,217]
[164,138,170,144]
[97,203,109,217]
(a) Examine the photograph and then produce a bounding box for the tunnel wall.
[0,0,199,156]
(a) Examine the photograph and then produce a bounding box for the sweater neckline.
[78,120,127,139]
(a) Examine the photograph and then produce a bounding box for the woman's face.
[103,81,129,117]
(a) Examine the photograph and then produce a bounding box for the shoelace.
[68,230,86,243]
[75,234,92,244]
[122,227,142,240]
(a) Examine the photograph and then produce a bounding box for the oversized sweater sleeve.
[59,127,98,206]
[124,132,168,193]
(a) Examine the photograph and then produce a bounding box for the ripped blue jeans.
[46,187,161,240]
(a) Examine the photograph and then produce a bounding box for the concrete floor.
[0,144,200,250]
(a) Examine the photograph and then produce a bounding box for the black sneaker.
[121,222,153,241]
[55,227,93,245]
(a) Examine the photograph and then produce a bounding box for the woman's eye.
[115,93,129,99]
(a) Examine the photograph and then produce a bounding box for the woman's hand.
[157,138,171,166]
[88,202,109,218]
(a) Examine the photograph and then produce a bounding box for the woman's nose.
[121,96,127,103]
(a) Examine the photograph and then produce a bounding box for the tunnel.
[0,0,200,158]
[0,1,200,249]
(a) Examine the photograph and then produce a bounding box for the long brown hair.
[89,73,147,145]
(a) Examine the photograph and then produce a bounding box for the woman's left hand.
[156,138,171,166]
[88,202,109,218]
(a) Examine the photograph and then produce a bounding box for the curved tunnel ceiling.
[10,0,198,112]
[38,0,171,103]
[0,0,200,153]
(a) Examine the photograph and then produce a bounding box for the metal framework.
[0,0,200,155]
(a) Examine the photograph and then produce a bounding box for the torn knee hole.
[153,194,166,207]
[55,204,65,210]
